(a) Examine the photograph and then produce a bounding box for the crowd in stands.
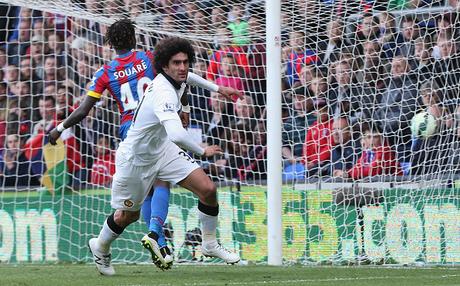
[0,0,459,189]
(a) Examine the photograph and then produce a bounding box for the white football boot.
[202,242,240,264]
[88,238,115,276]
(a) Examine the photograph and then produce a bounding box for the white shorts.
[110,142,200,211]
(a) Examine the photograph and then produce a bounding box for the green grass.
[0,264,459,286]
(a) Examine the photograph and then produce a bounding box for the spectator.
[215,54,245,96]
[47,33,66,64]
[447,104,460,172]
[228,3,249,46]
[246,15,266,106]
[75,56,94,90]
[378,12,404,59]
[448,0,460,10]
[43,83,56,97]
[0,47,7,72]
[44,55,64,85]
[234,95,257,133]
[330,117,361,177]
[388,0,430,10]
[436,13,457,43]
[356,13,381,44]
[319,19,348,65]
[31,18,45,39]
[189,59,211,126]
[0,134,40,187]
[347,126,402,179]
[193,9,211,35]
[178,1,198,31]
[359,40,391,83]
[160,13,177,32]
[283,30,319,88]
[29,35,47,79]
[376,55,418,161]
[292,64,312,90]
[6,98,31,137]
[90,135,115,187]
[210,4,228,30]
[56,85,73,119]
[25,96,86,189]
[11,81,31,98]
[308,67,329,103]
[101,45,113,62]
[19,56,41,94]
[31,95,56,136]
[330,60,361,123]
[4,64,19,86]
[303,99,334,176]
[69,36,87,62]
[362,41,382,68]
[398,15,420,58]
[359,60,388,122]
[207,27,249,81]
[204,91,234,147]
[7,19,31,65]
[0,109,7,152]
[283,89,312,164]
[208,126,248,180]
[86,0,103,14]
[411,80,452,175]
[239,122,267,181]
[433,37,460,105]
[412,36,434,84]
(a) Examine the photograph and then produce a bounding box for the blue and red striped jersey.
[87,50,156,124]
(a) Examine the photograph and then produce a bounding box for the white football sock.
[198,209,218,247]
[97,220,120,253]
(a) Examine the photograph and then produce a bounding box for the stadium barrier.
[1,183,459,265]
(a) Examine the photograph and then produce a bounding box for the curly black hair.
[104,18,136,51]
[154,37,196,74]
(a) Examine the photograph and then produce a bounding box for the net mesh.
[0,0,460,265]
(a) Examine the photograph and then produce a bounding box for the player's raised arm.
[187,72,243,100]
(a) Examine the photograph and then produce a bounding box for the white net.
[0,0,460,265]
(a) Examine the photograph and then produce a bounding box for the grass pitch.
[0,264,459,286]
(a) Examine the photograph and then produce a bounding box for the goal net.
[0,0,459,266]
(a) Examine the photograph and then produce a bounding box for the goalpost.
[266,0,282,266]
[0,0,459,266]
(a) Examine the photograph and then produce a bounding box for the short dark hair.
[104,18,136,51]
[154,37,196,74]
[402,15,415,23]
[41,95,56,105]
[362,12,380,25]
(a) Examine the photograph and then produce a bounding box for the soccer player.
[89,36,240,275]
[49,19,240,271]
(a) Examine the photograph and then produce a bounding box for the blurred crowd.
[0,0,460,189]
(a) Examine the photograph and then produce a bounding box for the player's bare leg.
[179,168,240,264]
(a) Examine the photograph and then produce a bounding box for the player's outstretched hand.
[48,128,61,145]
[203,145,223,157]
[218,86,244,100]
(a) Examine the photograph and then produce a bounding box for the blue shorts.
[119,120,132,141]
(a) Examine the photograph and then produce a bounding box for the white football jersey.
[119,73,187,166]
